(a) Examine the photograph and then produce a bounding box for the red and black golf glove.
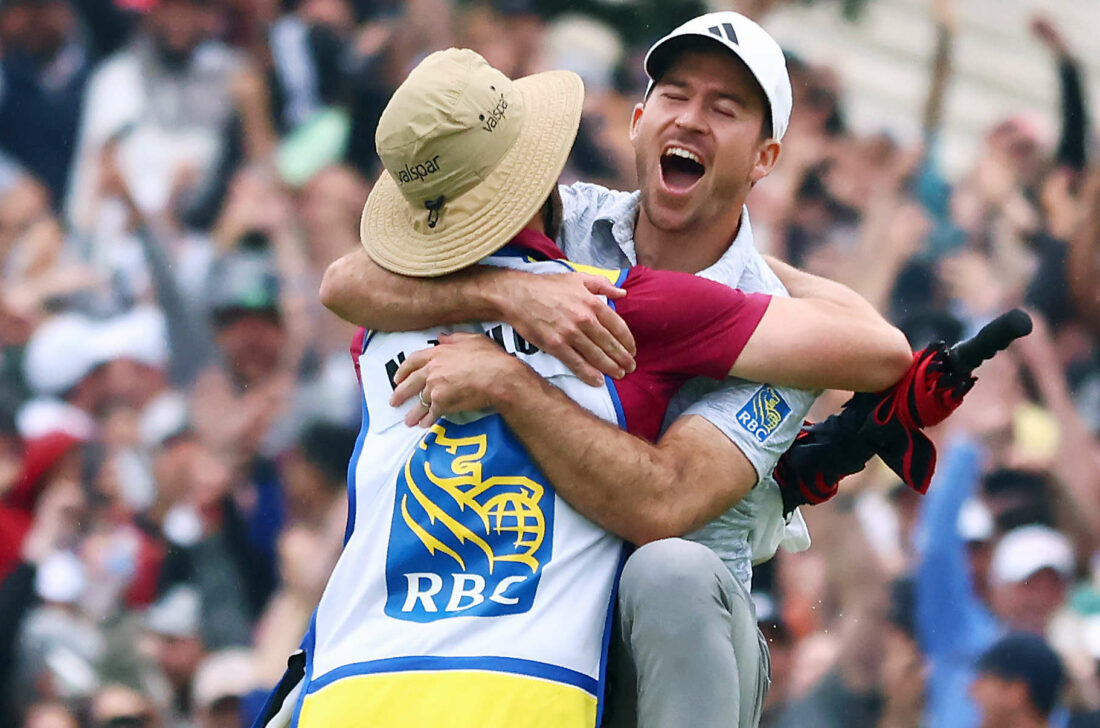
[774,342,976,515]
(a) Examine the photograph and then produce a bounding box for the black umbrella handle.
[947,309,1033,375]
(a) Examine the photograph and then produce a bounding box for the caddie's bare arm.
[319,247,636,386]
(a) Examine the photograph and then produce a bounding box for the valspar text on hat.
[397,156,443,185]
[481,90,509,132]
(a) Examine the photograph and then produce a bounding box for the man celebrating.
[320,12,910,728]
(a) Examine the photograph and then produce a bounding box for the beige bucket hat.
[361,48,584,277]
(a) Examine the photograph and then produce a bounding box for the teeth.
[664,147,703,166]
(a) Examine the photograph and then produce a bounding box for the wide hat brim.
[361,70,583,277]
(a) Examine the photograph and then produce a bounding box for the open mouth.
[659,146,706,193]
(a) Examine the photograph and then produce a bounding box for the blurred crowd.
[0,0,1098,727]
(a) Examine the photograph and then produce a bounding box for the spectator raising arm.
[230,65,279,163]
[1012,311,1100,545]
[0,479,85,722]
[1068,169,1100,337]
[914,435,999,728]
[923,0,958,139]
[1030,15,1089,174]
[98,143,219,388]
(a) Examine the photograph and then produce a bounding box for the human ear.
[749,139,782,185]
[629,103,645,142]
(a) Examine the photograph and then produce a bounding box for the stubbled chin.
[640,192,697,232]
[653,178,701,212]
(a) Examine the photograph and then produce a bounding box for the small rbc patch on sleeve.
[736,385,791,443]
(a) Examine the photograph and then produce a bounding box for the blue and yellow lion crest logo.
[385,416,554,621]
[752,387,785,432]
[736,385,791,443]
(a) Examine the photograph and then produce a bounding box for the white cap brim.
[991,525,1075,585]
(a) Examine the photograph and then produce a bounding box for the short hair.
[540,185,564,242]
[977,633,1064,717]
[298,421,359,486]
[982,469,1055,530]
[981,468,1050,501]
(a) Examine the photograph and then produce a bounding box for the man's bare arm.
[763,253,895,322]
[735,297,912,392]
[320,247,506,330]
[494,381,757,545]
[391,334,756,545]
[743,255,912,391]
[320,247,636,385]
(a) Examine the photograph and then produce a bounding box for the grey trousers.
[601,538,771,728]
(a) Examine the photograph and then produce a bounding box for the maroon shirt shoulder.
[610,266,771,442]
[509,228,568,260]
[351,327,368,384]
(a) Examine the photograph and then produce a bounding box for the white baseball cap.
[34,550,87,605]
[644,11,793,140]
[23,307,169,397]
[94,305,169,370]
[957,498,995,543]
[23,312,98,396]
[145,585,201,638]
[991,525,1075,585]
[192,649,256,711]
[16,398,96,440]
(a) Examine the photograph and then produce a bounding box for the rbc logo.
[385,416,554,622]
[736,385,791,443]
